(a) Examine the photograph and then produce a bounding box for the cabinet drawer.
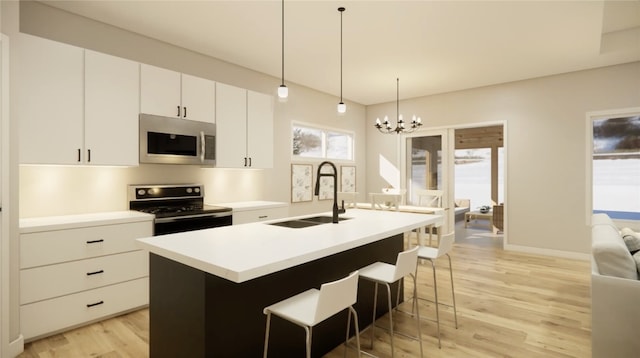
[233,206,289,225]
[21,250,148,305]
[21,221,152,268]
[21,277,148,341]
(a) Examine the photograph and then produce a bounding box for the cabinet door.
[247,91,274,168]
[85,50,139,166]
[140,64,181,117]
[16,34,84,165]
[215,82,247,168]
[181,73,215,124]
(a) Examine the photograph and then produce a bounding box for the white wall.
[366,62,640,255]
[16,1,366,218]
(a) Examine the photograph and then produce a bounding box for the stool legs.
[345,306,362,358]
[369,277,424,358]
[447,254,459,328]
[263,312,272,358]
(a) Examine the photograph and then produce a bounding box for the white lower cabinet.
[20,278,148,341]
[19,212,153,341]
[232,206,289,225]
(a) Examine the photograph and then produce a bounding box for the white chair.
[357,246,423,358]
[413,232,458,348]
[262,271,361,358]
[416,189,443,208]
[337,191,358,208]
[415,189,444,246]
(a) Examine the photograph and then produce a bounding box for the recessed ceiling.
[41,0,640,105]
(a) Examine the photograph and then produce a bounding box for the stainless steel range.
[128,184,232,235]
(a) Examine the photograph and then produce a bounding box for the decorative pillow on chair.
[621,228,640,254]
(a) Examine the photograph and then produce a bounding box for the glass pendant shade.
[337,102,346,114]
[278,84,288,100]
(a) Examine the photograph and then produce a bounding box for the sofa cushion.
[592,224,639,279]
[592,213,618,229]
[634,252,640,274]
[621,228,640,254]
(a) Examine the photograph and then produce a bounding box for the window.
[454,148,504,208]
[292,123,354,161]
[591,114,640,220]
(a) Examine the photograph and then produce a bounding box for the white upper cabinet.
[85,50,140,166]
[215,83,274,169]
[16,33,84,165]
[140,64,215,123]
[181,73,216,124]
[247,90,274,169]
[215,82,247,168]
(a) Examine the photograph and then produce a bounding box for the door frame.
[400,120,508,248]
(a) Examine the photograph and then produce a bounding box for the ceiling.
[41,0,640,105]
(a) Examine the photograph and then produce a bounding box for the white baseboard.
[8,334,24,357]
[504,243,590,261]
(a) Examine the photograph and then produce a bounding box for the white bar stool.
[262,271,361,358]
[357,246,423,358]
[414,231,458,348]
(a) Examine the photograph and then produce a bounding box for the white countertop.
[20,211,155,233]
[136,208,443,283]
[207,201,288,212]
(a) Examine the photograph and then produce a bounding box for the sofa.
[454,199,470,221]
[591,213,640,357]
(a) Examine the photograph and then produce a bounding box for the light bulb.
[337,102,346,114]
[277,84,288,100]
[376,118,381,125]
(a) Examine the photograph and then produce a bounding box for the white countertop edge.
[207,201,288,212]
[20,211,155,233]
[137,210,442,283]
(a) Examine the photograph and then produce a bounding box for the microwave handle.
[200,131,205,163]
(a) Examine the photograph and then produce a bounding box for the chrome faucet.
[314,161,346,223]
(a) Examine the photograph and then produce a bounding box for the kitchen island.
[137,208,443,357]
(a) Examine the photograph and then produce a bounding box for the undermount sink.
[267,216,352,228]
[301,216,352,223]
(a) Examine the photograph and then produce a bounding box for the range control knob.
[137,189,146,196]
[194,187,201,193]
[186,188,193,194]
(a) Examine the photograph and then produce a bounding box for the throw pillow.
[621,228,640,254]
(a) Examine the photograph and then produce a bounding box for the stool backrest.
[437,232,455,257]
[416,189,443,207]
[314,270,359,324]
[393,246,419,281]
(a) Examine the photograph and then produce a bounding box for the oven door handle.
[154,212,232,224]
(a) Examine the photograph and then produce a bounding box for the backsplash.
[19,165,267,218]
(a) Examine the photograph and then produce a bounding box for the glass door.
[402,129,454,233]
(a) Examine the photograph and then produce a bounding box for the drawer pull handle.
[86,239,104,244]
[258,215,268,219]
[86,300,104,308]
[86,270,104,276]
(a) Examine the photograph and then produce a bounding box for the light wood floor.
[19,224,591,358]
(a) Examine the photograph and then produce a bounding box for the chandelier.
[374,78,422,134]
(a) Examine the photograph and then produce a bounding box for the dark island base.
[149,233,404,357]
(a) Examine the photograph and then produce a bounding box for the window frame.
[291,121,355,163]
[585,107,640,225]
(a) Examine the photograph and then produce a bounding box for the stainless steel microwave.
[139,113,215,165]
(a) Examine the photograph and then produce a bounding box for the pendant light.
[337,7,346,114]
[277,0,288,100]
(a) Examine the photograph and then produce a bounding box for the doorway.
[402,124,505,248]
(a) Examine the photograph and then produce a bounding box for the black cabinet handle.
[77,148,81,162]
[177,105,181,117]
[86,270,104,276]
[258,215,268,219]
[183,106,187,118]
[87,149,91,163]
[86,300,104,308]
[244,157,247,167]
[249,157,252,167]
[86,239,104,244]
